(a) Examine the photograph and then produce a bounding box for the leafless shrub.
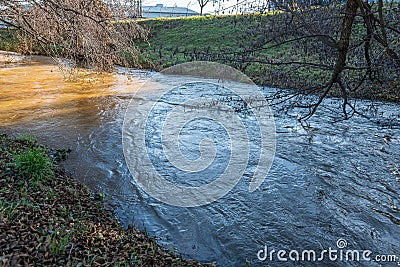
[214,0,399,120]
[0,0,147,72]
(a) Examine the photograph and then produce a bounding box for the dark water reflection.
[1,55,399,266]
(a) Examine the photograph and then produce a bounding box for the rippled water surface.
[1,54,399,266]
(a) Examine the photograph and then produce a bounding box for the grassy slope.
[137,14,399,101]
[136,14,289,76]
[137,16,247,66]
[135,14,333,91]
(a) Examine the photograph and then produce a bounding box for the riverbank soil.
[0,134,212,266]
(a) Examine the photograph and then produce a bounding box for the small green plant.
[93,192,105,203]
[46,188,56,201]
[50,231,70,255]
[0,198,38,223]
[0,199,19,222]
[16,134,37,143]
[14,148,54,181]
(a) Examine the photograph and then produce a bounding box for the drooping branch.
[0,0,147,71]
[301,0,358,120]
[206,0,398,119]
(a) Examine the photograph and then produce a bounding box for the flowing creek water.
[1,54,399,266]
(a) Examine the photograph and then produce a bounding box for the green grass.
[0,198,38,222]
[133,13,342,95]
[0,28,19,52]
[136,14,325,79]
[136,14,279,68]
[13,147,55,182]
[16,133,37,143]
[137,12,399,101]
[0,199,19,221]
[49,230,71,256]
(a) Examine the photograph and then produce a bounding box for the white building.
[142,4,199,18]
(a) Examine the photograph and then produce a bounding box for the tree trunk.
[330,0,358,83]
